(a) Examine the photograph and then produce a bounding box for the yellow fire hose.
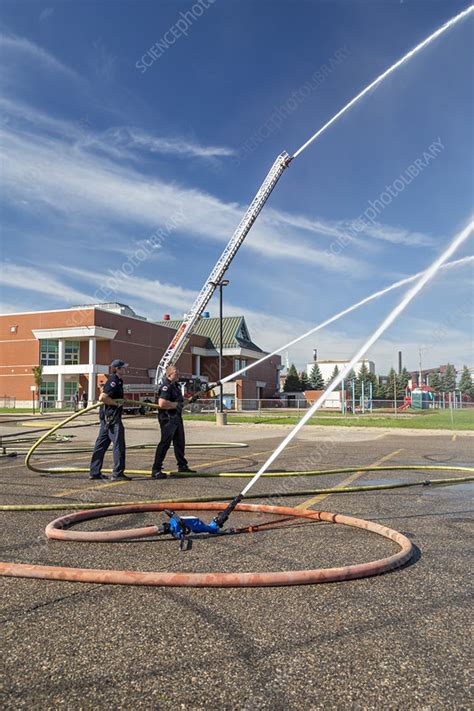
[1,472,473,512]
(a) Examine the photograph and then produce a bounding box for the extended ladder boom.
[154,150,291,387]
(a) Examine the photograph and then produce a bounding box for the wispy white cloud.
[270,208,435,248]
[361,221,436,247]
[0,32,83,84]
[267,209,354,240]
[0,263,92,304]
[90,37,117,81]
[0,95,236,165]
[39,8,55,22]
[267,206,436,249]
[59,265,199,313]
[0,96,140,163]
[104,126,236,159]
[0,121,366,275]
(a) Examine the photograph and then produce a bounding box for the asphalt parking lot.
[1,415,473,709]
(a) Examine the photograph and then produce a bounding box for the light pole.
[210,279,229,423]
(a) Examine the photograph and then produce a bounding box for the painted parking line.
[192,444,299,472]
[0,452,92,473]
[19,421,58,427]
[452,433,457,442]
[296,449,403,509]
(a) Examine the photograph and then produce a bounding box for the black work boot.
[177,466,197,473]
[111,473,132,481]
[151,470,167,480]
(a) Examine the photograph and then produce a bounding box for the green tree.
[32,365,43,404]
[384,367,398,401]
[327,364,340,390]
[441,363,456,392]
[309,363,324,390]
[397,367,410,398]
[344,368,356,386]
[360,370,379,401]
[299,370,310,391]
[355,362,370,398]
[374,379,386,400]
[284,363,301,392]
[458,365,473,398]
[429,371,442,392]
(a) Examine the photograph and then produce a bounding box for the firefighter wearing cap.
[151,365,196,479]
[89,359,132,481]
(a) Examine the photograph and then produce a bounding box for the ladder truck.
[154,150,292,388]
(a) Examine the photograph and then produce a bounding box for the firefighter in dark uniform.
[89,359,132,481]
[151,365,196,479]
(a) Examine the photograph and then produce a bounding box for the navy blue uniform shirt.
[158,378,183,408]
[99,373,124,421]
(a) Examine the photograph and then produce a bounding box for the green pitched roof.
[156,316,263,353]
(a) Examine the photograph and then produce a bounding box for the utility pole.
[210,279,230,425]
[419,348,423,388]
[394,375,397,416]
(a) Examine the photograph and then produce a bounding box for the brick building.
[0,303,281,407]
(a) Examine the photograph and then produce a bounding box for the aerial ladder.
[154,150,292,388]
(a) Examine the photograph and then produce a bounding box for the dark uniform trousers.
[90,419,126,478]
[152,411,188,472]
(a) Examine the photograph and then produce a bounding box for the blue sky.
[0,0,473,374]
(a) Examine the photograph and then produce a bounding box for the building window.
[234,358,247,377]
[40,340,58,366]
[64,382,79,401]
[40,380,57,405]
[65,340,80,365]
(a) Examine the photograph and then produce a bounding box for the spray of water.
[292,6,474,159]
[221,256,473,385]
[240,219,473,497]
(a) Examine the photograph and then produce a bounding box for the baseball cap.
[110,359,129,369]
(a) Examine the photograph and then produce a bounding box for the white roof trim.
[32,326,118,340]
[191,346,267,359]
[226,347,268,359]
[191,346,218,357]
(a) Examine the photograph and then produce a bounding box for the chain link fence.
[2,396,471,414]
[188,397,473,415]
